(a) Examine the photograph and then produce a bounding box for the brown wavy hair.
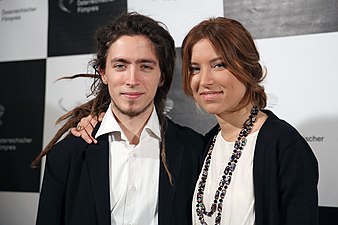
[181,17,267,110]
[32,12,176,183]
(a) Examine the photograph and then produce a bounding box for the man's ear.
[159,73,164,87]
[99,67,107,84]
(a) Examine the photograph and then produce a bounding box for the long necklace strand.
[196,106,259,225]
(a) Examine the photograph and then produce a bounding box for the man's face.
[101,35,162,118]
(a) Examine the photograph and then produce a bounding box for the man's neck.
[112,107,154,145]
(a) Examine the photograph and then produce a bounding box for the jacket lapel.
[84,134,111,225]
[82,121,185,225]
[159,120,184,225]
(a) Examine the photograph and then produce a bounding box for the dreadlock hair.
[32,12,176,184]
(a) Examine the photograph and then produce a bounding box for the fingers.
[71,115,99,144]
[70,126,95,144]
[88,116,98,129]
[80,115,93,129]
[70,127,81,137]
[81,127,97,144]
[82,116,97,144]
[98,112,106,122]
[70,125,97,144]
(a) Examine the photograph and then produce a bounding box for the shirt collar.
[144,105,161,141]
[95,103,161,141]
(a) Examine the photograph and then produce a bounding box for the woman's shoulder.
[258,110,312,152]
[261,110,302,137]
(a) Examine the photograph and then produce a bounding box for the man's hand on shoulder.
[70,112,105,144]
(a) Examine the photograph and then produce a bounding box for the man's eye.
[141,64,153,70]
[114,64,126,70]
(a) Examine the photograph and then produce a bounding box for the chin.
[200,105,220,115]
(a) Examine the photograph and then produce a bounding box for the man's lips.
[121,92,144,99]
[200,91,223,100]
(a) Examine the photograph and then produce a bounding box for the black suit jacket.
[36,119,204,225]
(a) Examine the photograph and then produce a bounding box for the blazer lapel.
[159,121,184,225]
[84,135,111,225]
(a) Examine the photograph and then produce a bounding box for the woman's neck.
[215,105,267,142]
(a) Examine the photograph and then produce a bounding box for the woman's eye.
[189,66,200,75]
[213,62,226,69]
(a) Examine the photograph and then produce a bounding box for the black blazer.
[36,119,204,225]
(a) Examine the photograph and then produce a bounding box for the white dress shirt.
[95,104,161,225]
[192,131,259,225]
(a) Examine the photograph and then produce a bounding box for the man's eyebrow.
[110,58,157,65]
[136,58,157,65]
[110,58,131,64]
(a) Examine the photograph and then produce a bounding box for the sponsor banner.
[48,0,127,56]
[0,0,48,62]
[0,59,46,192]
[223,0,338,39]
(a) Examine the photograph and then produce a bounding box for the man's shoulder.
[47,134,90,160]
[166,118,203,138]
[165,118,205,157]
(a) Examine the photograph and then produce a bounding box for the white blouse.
[192,130,259,225]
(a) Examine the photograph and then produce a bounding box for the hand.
[70,112,105,144]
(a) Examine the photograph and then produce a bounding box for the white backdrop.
[0,0,337,224]
[257,32,338,206]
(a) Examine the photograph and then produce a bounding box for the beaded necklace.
[196,106,259,225]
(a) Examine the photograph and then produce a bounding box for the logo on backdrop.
[0,104,4,126]
[49,0,127,56]
[59,0,116,14]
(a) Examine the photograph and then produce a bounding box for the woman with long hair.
[181,17,318,225]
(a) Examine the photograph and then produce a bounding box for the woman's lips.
[200,91,223,101]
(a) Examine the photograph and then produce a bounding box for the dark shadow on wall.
[223,0,338,39]
[167,48,217,135]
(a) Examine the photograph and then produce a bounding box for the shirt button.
[130,186,136,191]
[132,153,137,157]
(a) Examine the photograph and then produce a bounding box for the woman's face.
[189,38,246,116]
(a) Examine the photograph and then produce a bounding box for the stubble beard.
[112,99,154,118]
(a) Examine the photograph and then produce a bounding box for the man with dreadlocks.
[34,12,204,225]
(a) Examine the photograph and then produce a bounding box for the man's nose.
[126,67,140,86]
